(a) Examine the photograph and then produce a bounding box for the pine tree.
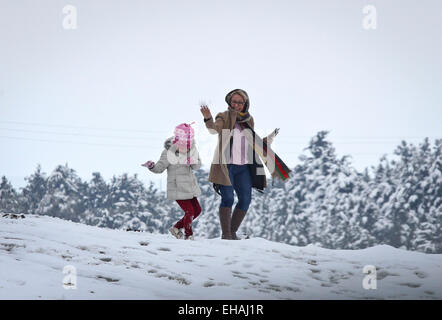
[20,164,47,215]
[35,164,85,222]
[370,138,441,252]
[0,176,19,214]
[283,162,312,246]
[408,138,442,252]
[139,181,169,233]
[295,132,347,248]
[83,172,111,227]
[108,173,144,230]
[369,155,397,245]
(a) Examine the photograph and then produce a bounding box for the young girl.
[141,123,202,240]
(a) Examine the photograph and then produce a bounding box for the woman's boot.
[231,207,247,240]
[219,207,232,239]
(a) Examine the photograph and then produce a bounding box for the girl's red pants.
[174,197,201,237]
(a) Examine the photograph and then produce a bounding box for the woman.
[200,89,266,240]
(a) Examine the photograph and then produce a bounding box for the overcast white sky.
[1,0,441,190]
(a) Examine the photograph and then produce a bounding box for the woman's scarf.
[228,106,251,123]
[239,122,291,181]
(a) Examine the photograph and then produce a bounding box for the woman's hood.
[225,88,250,113]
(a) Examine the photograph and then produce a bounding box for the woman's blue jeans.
[219,164,252,211]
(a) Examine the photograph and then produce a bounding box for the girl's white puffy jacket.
[148,137,202,200]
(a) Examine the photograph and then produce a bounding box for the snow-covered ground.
[0,214,441,300]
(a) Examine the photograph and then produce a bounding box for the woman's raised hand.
[200,104,212,120]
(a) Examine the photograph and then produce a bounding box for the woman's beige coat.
[204,110,267,188]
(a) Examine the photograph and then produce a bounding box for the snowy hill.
[0,214,441,300]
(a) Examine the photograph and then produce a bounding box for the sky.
[1,0,441,190]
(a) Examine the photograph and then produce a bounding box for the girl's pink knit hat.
[172,122,195,165]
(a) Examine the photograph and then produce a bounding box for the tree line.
[1,131,440,253]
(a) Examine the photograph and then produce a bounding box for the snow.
[0,215,441,300]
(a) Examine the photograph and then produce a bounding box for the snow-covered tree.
[137,181,169,233]
[20,164,47,215]
[3,133,440,253]
[35,164,85,222]
[83,172,111,227]
[0,176,19,214]
[107,173,145,230]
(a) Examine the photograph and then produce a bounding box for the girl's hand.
[141,161,155,169]
[200,104,212,120]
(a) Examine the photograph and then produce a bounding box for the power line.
[1,120,440,140]
[274,140,430,145]
[0,127,432,144]
[0,122,439,153]
[0,127,163,141]
[1,125,438,145]
[0,135,405,157]
[276,136,440,142]
[0,135,152,149]
[0,120,167,134]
